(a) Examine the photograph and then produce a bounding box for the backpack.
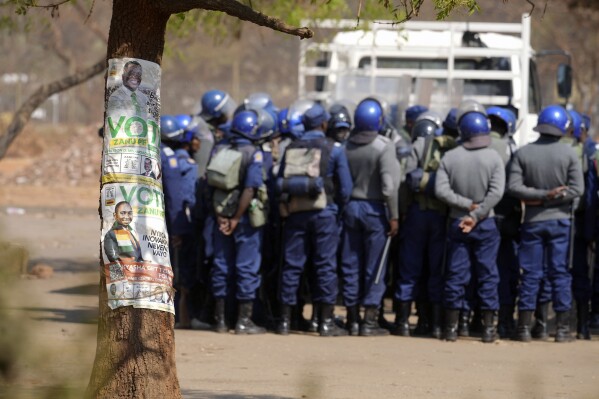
[206,147,243,191]
[281,138,334,213]
[207,144,256,217]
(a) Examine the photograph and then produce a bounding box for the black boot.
[413,301,431,336]
[345,305,360,336]
[213,298,228,333]
[444,309,459,342]
[555,311,574,343]
[497,305,515,339]
[235,301,266,335]
[515,310,533,342]
[458,310,470,337]
[276,304,291,335]
[308,302,320,333]
[319,303,348,337]
[576,301,591,340]
[531,302,549,340]
[378,306,395,331]
[470,308,484,334]
[481,310,498,343]
[392,301,411,337]
[360,306,390,336]
[431,304,443,339]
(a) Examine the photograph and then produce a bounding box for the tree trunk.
[86,1,180,398]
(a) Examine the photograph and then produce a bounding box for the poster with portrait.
[100,58,174,314]
[103,58,162,186]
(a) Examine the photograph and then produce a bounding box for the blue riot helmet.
[244,92,277,113]
[253,107,277,140]
[354,98,384,132]
[486,106,512,137]
[533,104,571,137]
[176,114,195,143]
[458,111,491,149]
[456,99,487,124]
[504,108,517,135]
[328,104,352,130]
[283,99,315,139]
[405,105,429,123]
[568,109,582,140]
[175,114,192,130]
[411,111,442,140]
[160,115,183,141]
[230,109,260,141]
[442,108,459,137]
[199,89,236,122]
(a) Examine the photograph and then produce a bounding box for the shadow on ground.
[30,257,98,273]
[19,306,98,324]
[51,283,99,296]
[182,391,295,399]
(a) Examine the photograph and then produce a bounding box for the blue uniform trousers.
[341,200,389,307]
[571,214,591,303]
[171,233,198,290]
[518,219,572,312]
[443,218,500,310]
[279,209,339,306]
[497,237,519,306]
[211,215,262,301]
[395,204,446,304]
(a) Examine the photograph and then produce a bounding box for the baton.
[567,197,580,271]
[375,236,392,285]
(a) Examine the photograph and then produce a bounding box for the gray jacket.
[435,145,505,222]
[345,131,402,219]
[507,136,584,223]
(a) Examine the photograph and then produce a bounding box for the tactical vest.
[415,134,456,213]
[282,137,335,213]
[207,143,256,217]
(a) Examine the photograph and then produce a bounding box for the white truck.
[298,14,571,147]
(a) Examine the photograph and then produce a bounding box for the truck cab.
[299,14,547,146]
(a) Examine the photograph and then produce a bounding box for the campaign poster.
[100,58,174,314]
[103,58,162,187]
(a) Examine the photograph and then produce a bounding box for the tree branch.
[0,58,106,160]
[73,0,108,42]
[156,0,313,39]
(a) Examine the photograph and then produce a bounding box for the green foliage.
[433,0,480,20]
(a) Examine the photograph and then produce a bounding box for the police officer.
[207,109,267,334]
[486,106,521,339]
[394,111,455,339]
[159,115,198,329]
[194,89,237,178]
[435,102,505,343]
[400,104,429,143]
[563,109,592,340]
[327,103,353,144]
[508,104,584,343]
[341,98,401,336]
[277,104,353,337]
[585,118,599,331]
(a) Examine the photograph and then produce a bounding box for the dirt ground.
[1,127,598,399]
[1,199,598,399]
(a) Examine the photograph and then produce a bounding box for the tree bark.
[86,1,180,398]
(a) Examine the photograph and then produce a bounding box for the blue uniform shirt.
[161,144,198,235]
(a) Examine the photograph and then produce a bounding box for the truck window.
[358,56,512,97]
